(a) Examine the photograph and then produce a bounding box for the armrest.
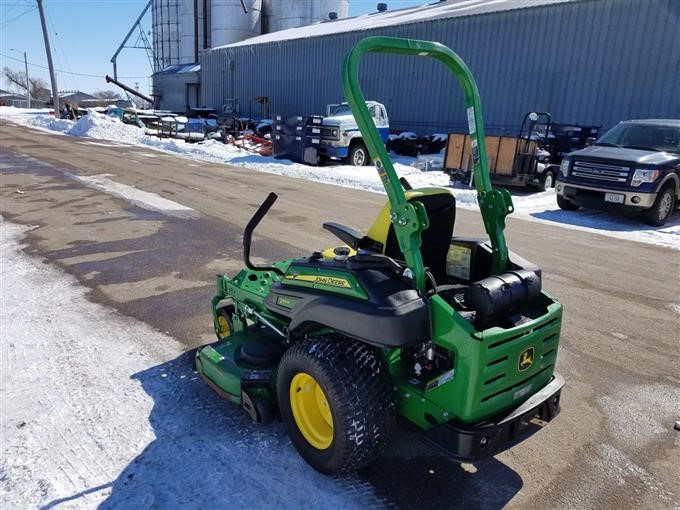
[322,222,364,250]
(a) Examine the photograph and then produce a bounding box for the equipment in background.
[272,114,322,165]
[249,96,270,122]
[62,102,87,120]
[233,133,273,156]
[445,112,600,191]
[387,132,448,157]
[105,75,154,105]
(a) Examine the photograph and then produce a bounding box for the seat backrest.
[366,188,456,278]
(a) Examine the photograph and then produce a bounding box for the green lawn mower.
[196,37,564,474]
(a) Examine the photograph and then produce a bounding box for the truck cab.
[556,119,680,225]
[319,101,389,166]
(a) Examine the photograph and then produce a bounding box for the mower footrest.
[422,373,564,463]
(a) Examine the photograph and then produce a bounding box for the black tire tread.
[641,183,676,226]
[347,141,370,167]
[277,336,395,474]
[557,194,579,211]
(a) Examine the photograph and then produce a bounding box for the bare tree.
[2,67,50,101]
[92,89,122,100]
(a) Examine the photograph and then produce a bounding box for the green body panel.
[281,264,369,300]
[387,294,562,428]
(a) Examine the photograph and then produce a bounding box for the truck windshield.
[596,123,680,153]
[328,103,377,118]
[329,104,353,116]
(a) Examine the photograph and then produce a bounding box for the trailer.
[445,112,600,191]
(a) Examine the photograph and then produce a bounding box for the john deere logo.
[285,274,351,289]
[518,347,535,372]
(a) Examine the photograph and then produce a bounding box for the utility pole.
[36,0,59,113]
[23,52,31,108]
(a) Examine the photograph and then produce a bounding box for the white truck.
[318,101,389,166]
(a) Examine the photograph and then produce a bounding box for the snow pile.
[67,110,145,143]
[24,113,74,133]
[0,219,380,509]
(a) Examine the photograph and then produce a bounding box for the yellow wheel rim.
[217,315,231,338]
[290,372,333,450]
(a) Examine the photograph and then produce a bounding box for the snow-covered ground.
[0,219,382,509]
[66,172,196,218]
[2,107,678,249]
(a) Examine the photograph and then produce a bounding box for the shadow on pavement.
[531,207,680,234]
[91,351,522,509]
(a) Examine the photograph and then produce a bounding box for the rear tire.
[277,336,394,474]
[642,184,677,226]
[347,141,370,167]
[557,194,579,211]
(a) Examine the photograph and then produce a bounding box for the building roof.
[0,91,28,100]
[155,63,200,75]
[59,90,97,100]
[215,0,576,49]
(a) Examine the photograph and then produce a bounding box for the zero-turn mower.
[196,37,565,474]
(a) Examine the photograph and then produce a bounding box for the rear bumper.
[422,373,564,463]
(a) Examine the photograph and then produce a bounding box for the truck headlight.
[559,159,570,177]
[332,129,339,137]
[631,169,660,187]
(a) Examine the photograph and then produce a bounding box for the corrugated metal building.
[153,63,201,112]
[200,0,680,135]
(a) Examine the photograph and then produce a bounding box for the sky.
[0,0,428,97]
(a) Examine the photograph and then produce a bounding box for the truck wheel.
[347,141,370,167]
[641,184,677,226]
[277,336,394,474]
[540,170,555,191]
[557,194,579,211]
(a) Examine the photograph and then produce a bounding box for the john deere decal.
[518,347,535,372]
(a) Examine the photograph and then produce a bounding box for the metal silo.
[211,0,262,48]
[152,0,182,70]
[262,0,349,33]
[179,0,208,63]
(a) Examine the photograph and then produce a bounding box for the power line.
[0,4,35,30]
[0,52,150,79]
[1,0,26,18]
[46,9,77,90]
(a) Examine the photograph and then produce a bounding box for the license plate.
[604,192,624,204]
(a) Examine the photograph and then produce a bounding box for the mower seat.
[367,188,456,279]
[322,188,456,278]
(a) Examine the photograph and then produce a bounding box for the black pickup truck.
[556,119,680,226]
